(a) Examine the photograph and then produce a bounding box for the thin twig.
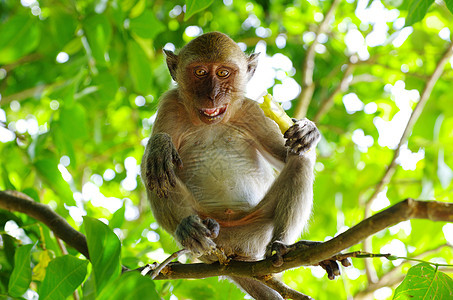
[149,249,190,279]
[256,276,314,300]
[364,41,453,212]
[361,41,453,283]
[0,80,68,105]
[314,62,355,123]
[355,244,452,299]
[294,0,341,119]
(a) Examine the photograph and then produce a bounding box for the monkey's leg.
[230,276,284,300]
[260,118,320,245]
[258,150,316,245]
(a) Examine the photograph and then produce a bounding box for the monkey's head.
[164,32,259,125]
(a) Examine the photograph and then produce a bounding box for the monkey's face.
[183,62,243,125]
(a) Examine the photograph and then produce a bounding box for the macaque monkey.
[141,32,322,299]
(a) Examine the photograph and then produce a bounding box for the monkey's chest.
[177,128,275,216]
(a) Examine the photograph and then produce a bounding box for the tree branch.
[0,80,68,105]
[0,190,89,258]
[354,244,452,299]
[364,41,453,211]
[256,276,314,300]
[294,0,341,119]
[314,62,355,123]
[150,199,452,280]
[361,40,453,282]
[1,191,451,288]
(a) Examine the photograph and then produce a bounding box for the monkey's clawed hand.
[175,215,220,257]
[144,133,183,198]
[284,118,321,155]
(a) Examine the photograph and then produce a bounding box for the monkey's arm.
[236,99,321,244]
[141,91,219,256]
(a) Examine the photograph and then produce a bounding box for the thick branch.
[294,0,341,119]
[1,192,451,281]
[152,199,452,280]
[0,191,89,258]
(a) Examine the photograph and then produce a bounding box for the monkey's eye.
[216,69,230,78]
[194,69,207,77]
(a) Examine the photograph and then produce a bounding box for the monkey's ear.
[164,49,178,81]
[247,53,260,80]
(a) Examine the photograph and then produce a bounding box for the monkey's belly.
[178,128,275,219]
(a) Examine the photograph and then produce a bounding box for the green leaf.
[8,244,34,297]
[1,165,16,190]
[127,40,152,94]
[405,0,435,27]
[49,8,77,47]
[98,272,160,300]
[34,158,75,206]
[0,14,40,64]
[446,0,453,14]
[83,14,112,64]
[129,9,165,39]
[84,217,121,294]
[60,103,88,140]
[393,263,453,299]
[91,72,119,102]
[109,204,125,229]
[39,255,88,300]
[184,0,214,20]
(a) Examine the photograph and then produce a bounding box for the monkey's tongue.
[201,106,226,117]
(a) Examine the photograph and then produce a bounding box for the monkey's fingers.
[341,258,352,267]
[202,218,220,239]
[164,158,178,187]
[177,216,217,256]
[156,174,171,197]
[172,149,183,169]
[268,241,291,267]
[283,123,301,139]
[319,260,341,280]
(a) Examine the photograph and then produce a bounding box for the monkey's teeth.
[202,108,220,117]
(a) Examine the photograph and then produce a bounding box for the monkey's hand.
[175,215,220,257]
[284,118,321,155]
[143,133,183,198]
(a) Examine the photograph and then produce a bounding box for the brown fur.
[141,32,320,299]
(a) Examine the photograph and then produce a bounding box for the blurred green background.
[1,0,452,299]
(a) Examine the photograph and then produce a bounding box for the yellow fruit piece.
[259,94,294,134]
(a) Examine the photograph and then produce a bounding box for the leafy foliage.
[393,263,453,299]
[8,244,34,297]
[39,255,89,300]
[0,0,452,299]
[84,217,121,295]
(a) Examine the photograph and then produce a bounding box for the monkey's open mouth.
[199,105,227,118]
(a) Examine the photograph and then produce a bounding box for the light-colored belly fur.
[177,124,275,218]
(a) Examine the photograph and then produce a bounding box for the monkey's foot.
[175,215,220,257]
[267,240,351,280]
[267,240,290,267]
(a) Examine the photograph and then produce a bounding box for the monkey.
[141,32,326,299]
